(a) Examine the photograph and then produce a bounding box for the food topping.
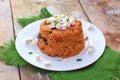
[25,37,32,43]
[44,61,51,66]
[88,40,94,53]
[76,58,82,62]
[46,14,76,30]
[32,38,38,45]
[35,54,40,60]
[28,52,33,54]
[84,36,88,41]
[88,25,94,30]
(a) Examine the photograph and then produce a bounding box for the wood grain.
[0,63,19,80]
[10,0,49,80]
[10,0,46,35]
[104,31,120,52]
[80,0,120,32]
[20,67,47,80]
[0,0,19,80]
[0,0,14,44]
[80,0,120,51]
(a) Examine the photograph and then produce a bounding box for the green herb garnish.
[67,18,69,22]
[57,59,62,61]
[29,52,33,54]
[76,59,82,61]
[85,36,88,41]
[54,15,57,18]
[54,19,59,26]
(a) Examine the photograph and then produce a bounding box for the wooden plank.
[10,0,89,80]
[0,0,20,80]
[19,67,47,80]
[105,31,120,52]
[0,63,20,80]
[10,0,47,35]
[79,0,120,32]
[0,1,13,44]
[79,0,120,51]
[10,0,49,80]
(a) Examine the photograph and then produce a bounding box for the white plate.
[15,19,106,71]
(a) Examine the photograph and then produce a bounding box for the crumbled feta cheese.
[88,40,94,53]
[61,26,66,30]
[69,17,75,25]
[32,38,38,45]
[47,14,76,30]
[36,54,40,60]
[49,23,55,28]
[62,18,67,23]
[44,61,51,66]
[89,44,94,49]
[61,24,67,30]
[56,23,61,29]
[88,25,94,30]
[25,37,32,43]
[66,23,70,27]
[49,17,54,23]
[62,58,68,62]
[88,41,94,49]
[64,19,70,27]
[70,21,75,25]
[88,48,93,53]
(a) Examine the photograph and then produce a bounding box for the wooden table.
[0,0,120,80]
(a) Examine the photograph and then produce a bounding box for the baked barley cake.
[38,14,85,58]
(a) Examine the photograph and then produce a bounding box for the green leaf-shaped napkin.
[48,46,120,80]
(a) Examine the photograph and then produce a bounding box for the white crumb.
[88,40,94,53]
[88,40,94,48]
[36,55,40,60]
[88,48,93,53]
[32,38,38,45]
[88,25,94,30]
[44,61,51,67]
[62,58,68,62]
[24,37,32,44]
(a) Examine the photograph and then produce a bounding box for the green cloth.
[48,47,120,80]
[0,7,120,80]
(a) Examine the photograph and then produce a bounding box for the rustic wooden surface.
[0,0,120,80]
[79,0,120,51]
[0,0,19,80]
